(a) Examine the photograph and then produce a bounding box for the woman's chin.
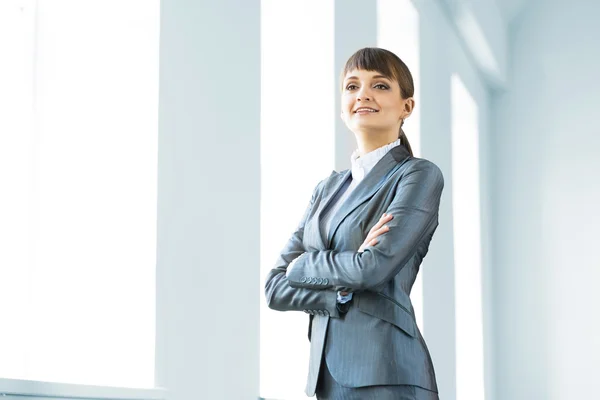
[351,122,387,133]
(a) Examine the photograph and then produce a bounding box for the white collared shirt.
[324,138,402,227]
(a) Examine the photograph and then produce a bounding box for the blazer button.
[323,278,329,285]
[303,309,309,313]
[300,276,307,283]
[316,278,323,285]
[309,277,316,284]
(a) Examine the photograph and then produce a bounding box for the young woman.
[264,47,443,400]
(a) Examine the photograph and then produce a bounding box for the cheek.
[381,101,402,117]
[341,98,352,112]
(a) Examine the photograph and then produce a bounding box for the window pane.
[451,73,485,400]
[0,0,37,380]
[0,0,159,388]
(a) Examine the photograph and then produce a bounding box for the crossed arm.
[285,161,444,293]
[263,180,394,317]
[264,160,444,315]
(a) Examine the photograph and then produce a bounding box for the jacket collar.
[317,144,412,248]
[351,138,402,181]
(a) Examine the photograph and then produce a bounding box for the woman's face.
[340,68,413,138]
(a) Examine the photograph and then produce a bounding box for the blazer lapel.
[325,144,411,248]
[315,170,352,247]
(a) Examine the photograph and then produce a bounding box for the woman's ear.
[403,98,415,118]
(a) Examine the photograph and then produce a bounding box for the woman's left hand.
[340,213,393,296]
[357,212,393,253]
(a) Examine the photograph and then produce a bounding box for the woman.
[264,47,443,400]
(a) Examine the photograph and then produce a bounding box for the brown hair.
[340,47,414,156]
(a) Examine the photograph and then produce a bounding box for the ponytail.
[398,122,413,157]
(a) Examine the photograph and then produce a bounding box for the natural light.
[451,73,485,400]
[0,0,159,388]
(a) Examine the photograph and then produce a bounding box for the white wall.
[492,0,600,398]
[437,0,508,88]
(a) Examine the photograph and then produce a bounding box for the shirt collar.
[350,138,402,181]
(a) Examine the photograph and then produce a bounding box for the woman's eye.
[346,83,389,90]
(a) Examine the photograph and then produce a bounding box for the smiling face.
[341,68,414,143]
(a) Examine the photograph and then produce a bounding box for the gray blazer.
[264,144,443,397]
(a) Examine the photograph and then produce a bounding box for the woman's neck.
[355,134,399,157]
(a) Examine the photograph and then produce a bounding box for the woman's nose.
[356,87,372,101]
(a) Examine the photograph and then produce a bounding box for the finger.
[362,229,386,249]
[372,214,388,229]
[364,215,393,245]
[358,238,376,253]
[370,213,393,232]
[365,224,390,244]
[371,224,390,238]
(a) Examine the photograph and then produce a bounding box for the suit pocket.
[355,291,418,338]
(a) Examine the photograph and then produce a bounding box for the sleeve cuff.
[336,291,354,304]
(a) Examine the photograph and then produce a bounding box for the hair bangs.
[341,48,399,87]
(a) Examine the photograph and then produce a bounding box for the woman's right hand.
[358,212,394,253]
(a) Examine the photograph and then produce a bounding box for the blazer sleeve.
[286,160,444,292]
[263,179,341,318]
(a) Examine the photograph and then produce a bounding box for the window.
[451,73,485,400]
[0,0,159,388]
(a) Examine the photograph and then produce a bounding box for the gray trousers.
[315,357,440,400]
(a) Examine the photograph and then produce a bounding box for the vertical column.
[333,0,378,171]
[156,1,260,399]
[419,1,457,399]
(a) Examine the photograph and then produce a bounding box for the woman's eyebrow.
[345,74,391,82]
